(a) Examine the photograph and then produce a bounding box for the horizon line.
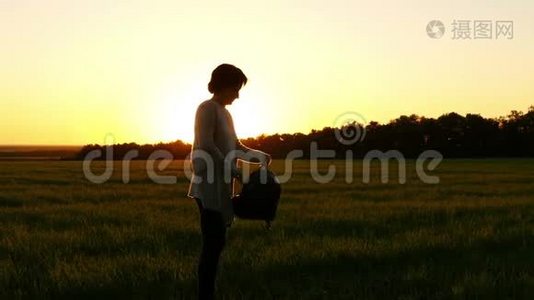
[2,107,532,147]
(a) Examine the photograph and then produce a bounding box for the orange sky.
[1,0,533,145]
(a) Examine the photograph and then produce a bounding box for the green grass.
[0,159,533,299]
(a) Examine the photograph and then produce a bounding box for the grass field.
[1,159,533,299]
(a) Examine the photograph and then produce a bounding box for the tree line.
[76,106,534,160]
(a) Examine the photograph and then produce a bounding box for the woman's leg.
[195,199,227,300]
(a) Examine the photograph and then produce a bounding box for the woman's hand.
[261,154,272,168]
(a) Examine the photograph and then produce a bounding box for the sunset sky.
[1,0,533,145]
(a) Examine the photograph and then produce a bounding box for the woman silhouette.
[188,64,271,299]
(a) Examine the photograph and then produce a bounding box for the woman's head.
[208,64,247,105]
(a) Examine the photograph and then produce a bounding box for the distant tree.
[436,113,466,157]
[75,106,534,160]
[464,114,500,156]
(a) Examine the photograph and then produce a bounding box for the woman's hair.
[208,64,248,94]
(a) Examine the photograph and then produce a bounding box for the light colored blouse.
[187,99,268,226]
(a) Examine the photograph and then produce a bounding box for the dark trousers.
[195,198,227,300]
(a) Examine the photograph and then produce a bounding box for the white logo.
[333,112,367,145]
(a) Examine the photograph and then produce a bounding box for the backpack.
[232,167,281,228]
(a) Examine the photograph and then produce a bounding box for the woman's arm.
[235,140,271,166]
[195,103,225,164]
